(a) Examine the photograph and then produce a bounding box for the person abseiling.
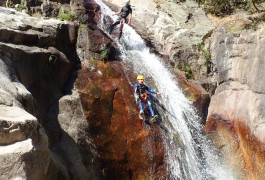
[109,0,132,40]
[134,75,160,121]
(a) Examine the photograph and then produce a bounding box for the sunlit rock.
[206,16,265,179]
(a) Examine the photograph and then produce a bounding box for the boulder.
[46,21,167,178]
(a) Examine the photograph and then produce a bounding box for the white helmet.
[125,0,130,5]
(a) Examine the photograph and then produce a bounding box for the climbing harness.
[139,92,148,103]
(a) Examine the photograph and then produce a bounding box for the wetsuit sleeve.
[129,7,132,14]
[133,84,138,92]
[147,87,157,94]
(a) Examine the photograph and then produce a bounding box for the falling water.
[93,0,233,179]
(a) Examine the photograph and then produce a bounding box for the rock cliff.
[0,7,77,179]
[206,13,265,179]
[74,60,166,179]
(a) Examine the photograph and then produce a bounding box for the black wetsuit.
[120,5,132,18]
[135,84,149,95]
[109,5,132,39]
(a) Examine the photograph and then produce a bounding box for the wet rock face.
[206,90,265,179]
[175,71,210,121]
[206,19,265,179]
[74,6,168,176]
[45,15,167,178]
[75,61,166,179]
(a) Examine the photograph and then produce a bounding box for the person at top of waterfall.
[134,75,161,121]
[109,0,132,40]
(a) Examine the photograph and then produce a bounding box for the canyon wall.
[206,13,265,179]
[1,0,265,179]
[0,7,78,179]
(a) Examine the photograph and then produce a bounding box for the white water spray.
[94,0,233,179]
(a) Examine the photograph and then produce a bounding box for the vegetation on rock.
[57,10,76,21]
[198,41,212,63]
[100,48,110,62]
[181,64,194,80]
[198,0,265,15]
[17,3,26,11]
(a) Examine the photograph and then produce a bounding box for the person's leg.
[109,18,121,34]
[118,31,122,39]
[147,100,155,117]
[138,99,144,113]
[138,100,145,119]
[118,18,125,39]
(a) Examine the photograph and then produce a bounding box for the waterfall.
[93,0,233,179]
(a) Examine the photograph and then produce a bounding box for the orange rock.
[206,110,265,179]
[75,61,166,179]
[175,70,210,121]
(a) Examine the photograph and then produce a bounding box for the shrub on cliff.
[198,0,265,15]
[17,3,26,11]
[57,10,76,21]
[181,64,194,80]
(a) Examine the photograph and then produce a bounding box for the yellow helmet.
[137,75,144,80]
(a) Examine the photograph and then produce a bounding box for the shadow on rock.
[44,88,102,180]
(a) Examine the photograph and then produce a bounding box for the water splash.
[94,0,233,179]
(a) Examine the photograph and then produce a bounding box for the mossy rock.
[87,81,102,98]
[105,65,121,79]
